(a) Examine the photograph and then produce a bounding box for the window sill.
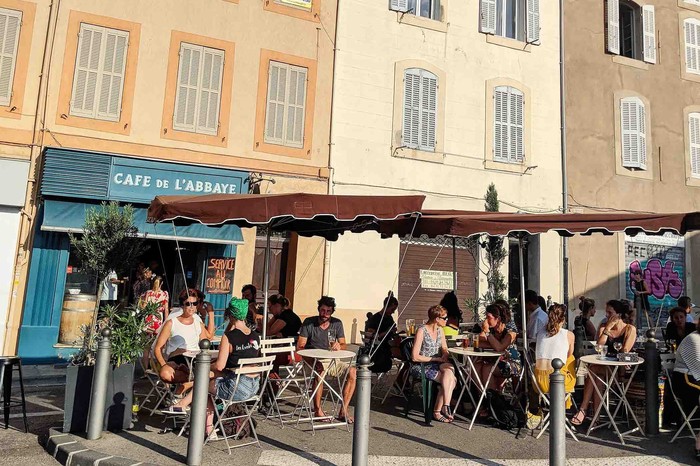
[612,55,649,70]
[56,112,132,135]
[614,165,653,180]
[485,34,531,52]
[681,69,700,83]
[392,146,444,163]
[679,0,700,14]
[263,0,319,22]
[686,176,700,187]
[397,13,448,33]
[484,159,529,174]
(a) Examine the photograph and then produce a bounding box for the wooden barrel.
[58,294,96,344]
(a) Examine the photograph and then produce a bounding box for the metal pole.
[261,228,271,340]
[559,0,570,321]
[549,358,566,466]
[518,236,528,351]
[352,355,371,466]
[87,328,111,440]
[187,339,212,466]
[452,236,457,292]
[644,329,659,436]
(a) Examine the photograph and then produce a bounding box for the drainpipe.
[559,0,570,320]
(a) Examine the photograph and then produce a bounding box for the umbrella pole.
[262,228,271,340]
[519,236,528,353]
[452,236,457,292]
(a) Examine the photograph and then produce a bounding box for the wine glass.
[613,342,623,353]
[328,330,337,351]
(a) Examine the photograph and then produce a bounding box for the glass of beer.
[473,333,480,350]
[406,319,415,336]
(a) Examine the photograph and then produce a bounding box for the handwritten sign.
[419,270,454,291]
[205,257,235,295]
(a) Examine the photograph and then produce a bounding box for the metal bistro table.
[449,347,503,430]
[579,354,645,445]
[296,348,355,434]
[182,349,220,381]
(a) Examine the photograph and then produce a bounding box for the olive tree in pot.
[63,202,149,433]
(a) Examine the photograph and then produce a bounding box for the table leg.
[468,358,499,431]
[586,366,627,444]
[609,366,644,437]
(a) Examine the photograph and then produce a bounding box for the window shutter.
[70,24,103,117]
[402,68,420,149]
[526,0,541,44]
[493,86,509,162]
[638,102,647,169]
[685,20,700,74]
[419,72,437,151]
[480,0,497,34]
[285,65,307,148]
[265,61,287,145]
[494,86,524,164]
[690,113,700,178]
[173,43,201,133]
[0,8,22,107]
[195,47,224,136]
[621,97,646,169]
[96,29,128,121]
[510,89,524,163]
[389,0,409,12]
[642,5,656,64]
[606,0,620,55]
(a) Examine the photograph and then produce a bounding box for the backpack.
[486,389,526,431]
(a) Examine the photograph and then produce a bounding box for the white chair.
[664,366,700,443]
[259,338,310,426]
[136,355,176,416]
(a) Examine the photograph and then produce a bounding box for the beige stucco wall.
[565,1,700,312]
[328,0,564,341]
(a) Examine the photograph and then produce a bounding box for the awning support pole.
[519,235,528,353]
[452,236,457,292]
[261,227,271,340]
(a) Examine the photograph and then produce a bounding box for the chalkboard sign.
[205,257,235,295]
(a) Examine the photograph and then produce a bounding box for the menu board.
[205,257,235,295]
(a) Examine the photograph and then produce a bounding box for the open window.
[479,0,540,44]
[606,0,656,63]
[390,0,441,21]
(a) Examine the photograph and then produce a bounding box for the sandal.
[433,411,452,423]
[441,405,454,421]
[337,415,355,424]
[570,410,586,426]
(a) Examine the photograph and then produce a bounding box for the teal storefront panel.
[204,243,236,335]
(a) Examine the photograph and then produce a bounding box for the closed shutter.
[389,0,409,12]
[285,65,307,148]
[70,24,103,117]
[620,97,646,169]
[526,0,541,44]
[264,61,308,147]
[402,68,421,149]
[96,29,128,121]
[265,61,286,145]
[420,72,437,151]
[173,43,201,132]
[690,113,700,178]
[642,5,656,64]
[494,86,524,164]
[480,0,497,34]
[685,19,700,74]
[606,0,620,55]
[196,47,224,136]
[493,86,509,162]
[0,8,22,107]
[402,68,437,152]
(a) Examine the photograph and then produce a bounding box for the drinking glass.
[473,333,480,350]
[595,344,605,360]
[669,339,677,353]
[328,330,337,351]
[613,342,623,353]
[406,319,415,336]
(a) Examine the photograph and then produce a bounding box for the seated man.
[365,294,399,374]
[297,296,357,423]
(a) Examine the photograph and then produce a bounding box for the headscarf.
[226,297,249,321]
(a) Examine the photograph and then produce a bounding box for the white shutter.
[70,24,103,117]
[690,113,700,178]
[510,89,524,163]
[389,0,409,12]
[0,8,22,107]
[419,71,437,151]
[285,65,307,148]
[265,61,286,144]
[606,0,620,55]
[621,97,646,169]
[642,5,656,64]
[480,0,497,34]
[493,86,509,162]
[96,29,128,121]
[685,20,700,74]
[494,86,524,164]
[195,47,224,136]
[526,0,541,44]
[402,68,420,149]
[173,43,202,133]
[264,61,308,147]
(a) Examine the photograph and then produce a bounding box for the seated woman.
[574,296,597,341]
[571,299,637,426]
[365,294,399,374]
[671,318,700,460]
[534,304,576,407]
[476,303,519,395]
[439,291,462,338]
[665,306,697,345]
[266,294,302,339]
[411,305,457,423]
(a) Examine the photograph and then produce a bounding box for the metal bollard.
[87,328,111,440]
[352,354,372,466]
[549,358,566,466]
[187,339,211,466]
[644,329,659,436]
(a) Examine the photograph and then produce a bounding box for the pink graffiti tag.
[629,259,683,300]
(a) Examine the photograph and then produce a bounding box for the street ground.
[0,367,697,465]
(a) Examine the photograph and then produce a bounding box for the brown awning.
[379,210,700,238]
[147,193,425,241]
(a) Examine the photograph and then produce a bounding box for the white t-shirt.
[527,307,548,343]
[101,271,118,301]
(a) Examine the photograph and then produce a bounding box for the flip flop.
[337,416,355,424]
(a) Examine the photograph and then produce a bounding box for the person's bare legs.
[572,366,603,424]
[434,364,456,420]
[339,366,356,422]
[312,360,327,417]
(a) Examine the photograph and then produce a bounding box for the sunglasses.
[437,315,448,320]
[184,301,198,307]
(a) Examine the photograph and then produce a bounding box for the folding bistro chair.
[137,353,177,416]
[664,365,700,443]
[400,337,440,425]
[259,338,310,426]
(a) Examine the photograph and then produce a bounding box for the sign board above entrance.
[419,269,454,291]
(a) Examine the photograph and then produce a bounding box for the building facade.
[1,0,335,360]
[565,0,700,327]
[327,0,565,340]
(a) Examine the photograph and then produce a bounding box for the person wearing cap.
[679,296,697,324]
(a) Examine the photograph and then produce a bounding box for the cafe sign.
[419,270,454,291]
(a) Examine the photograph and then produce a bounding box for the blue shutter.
[41,148,111,199]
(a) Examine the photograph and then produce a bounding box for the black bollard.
[352,355,371,466]
[187,339,211,466]
[644,329,659,436]
[549,358,566,466]
[87,328,111,440]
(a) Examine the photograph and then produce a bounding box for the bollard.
[644,329,659,436]
[87,328,111,440]
[549,358,566,466]
[187,339,212,466]
[352,354,372,466]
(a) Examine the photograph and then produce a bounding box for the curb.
[45,427,160,466]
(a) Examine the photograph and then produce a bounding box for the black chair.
[400,337,439,425]
[0,356,28,432]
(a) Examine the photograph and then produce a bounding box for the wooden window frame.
[0,0,35,120]
[263,0,320,23]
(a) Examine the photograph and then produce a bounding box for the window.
[0,7,22,107]
[689,112,700,178]
[264,61,307,148]
[620,97,647,169]
[685,19,700,74]
[606,0,656,63]
[479,0,540,43]
[69,23,128,121]
[276,0,312,11]
[493,85,524,163]
[402,68,437,152]
[390,0,441,21]
[172,43,224,136]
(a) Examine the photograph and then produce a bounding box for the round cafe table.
[182,349,219,381]
[579,354,645,445]
[296,348,356,434]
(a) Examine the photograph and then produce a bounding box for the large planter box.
[63,363,135,433]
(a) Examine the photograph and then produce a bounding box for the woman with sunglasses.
[411,304,457,423]
[477,304,519,393]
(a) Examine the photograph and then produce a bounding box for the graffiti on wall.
[624,233,685,326]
